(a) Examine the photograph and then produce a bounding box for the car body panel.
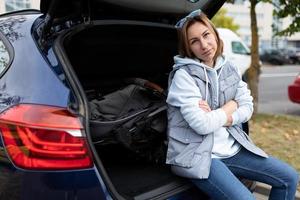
[38,0,226,45]
[93,0,224,18]
[217,28,250,75]
[0,13,112,200]
[0,0,227,199]
[0,11,199,200]
[0,164,110,200]
[0,15,70,112]
[288,74,300,104]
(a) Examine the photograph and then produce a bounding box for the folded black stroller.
[89,78,167,151]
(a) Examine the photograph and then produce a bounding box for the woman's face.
[187,22,218,67]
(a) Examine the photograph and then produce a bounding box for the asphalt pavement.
[258,64,300,116]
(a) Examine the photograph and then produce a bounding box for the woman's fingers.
[199,100,211,112]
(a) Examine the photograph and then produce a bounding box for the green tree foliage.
[272,0,300,36]
[225,0,299,113]
[252,0,299,36]
[225,0,298,113]
[211,8,240,33]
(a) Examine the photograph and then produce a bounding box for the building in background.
[0,0,5,13]
[0,0,39,14]
[0,0,299,50]
[282,17,300,50]
[223,1,273,50]
[223,1,300,51]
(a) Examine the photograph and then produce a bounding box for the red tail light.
[0,104,93,170]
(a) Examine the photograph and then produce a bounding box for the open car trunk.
[62,20,206,200]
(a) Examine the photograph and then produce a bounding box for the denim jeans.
[191,148,299,200]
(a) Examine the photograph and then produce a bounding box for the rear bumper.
[0,163,110,200]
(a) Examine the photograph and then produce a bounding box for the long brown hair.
[177,13,223,62]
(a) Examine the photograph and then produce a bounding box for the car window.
[231,41,250,55]
[0,39,10,75]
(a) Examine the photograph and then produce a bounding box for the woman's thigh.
[222,148,299,191]
[191,158,255,200]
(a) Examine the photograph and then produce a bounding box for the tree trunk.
[247,0,261,114]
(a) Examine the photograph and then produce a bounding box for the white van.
[217,28,251,75]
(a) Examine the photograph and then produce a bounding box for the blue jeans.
[191,148,299,200]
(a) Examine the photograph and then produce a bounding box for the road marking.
[260,73,298,78]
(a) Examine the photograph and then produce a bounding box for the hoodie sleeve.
[230,64,254,125]
[167,68,227,135]
[231,79,254,125]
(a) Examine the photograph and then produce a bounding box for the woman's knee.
[285,165,299,188]
[269,157,299,187]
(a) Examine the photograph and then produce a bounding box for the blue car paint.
[0,14,114,200]
[0,15,70,112]
[0,11,206,200]
[0,164,111,200]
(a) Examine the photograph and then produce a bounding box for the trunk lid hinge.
[82,0,91,25]
[38,0,61,50]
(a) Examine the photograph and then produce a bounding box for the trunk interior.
[64,22,177,92]
[62,21,201,199]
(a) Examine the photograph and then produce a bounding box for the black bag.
[89,78,167,151]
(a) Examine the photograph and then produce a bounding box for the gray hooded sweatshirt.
[166,55,267,179]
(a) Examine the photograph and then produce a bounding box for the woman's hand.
[198,100,237,126]
[221,100,238,126]
[198,100,211,112]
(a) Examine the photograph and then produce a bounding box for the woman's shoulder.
[173,67,194,80]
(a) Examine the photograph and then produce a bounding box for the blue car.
[0,0,228,199]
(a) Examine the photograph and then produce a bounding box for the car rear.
[0,12,111,200]
[288,74,300,104]
[0,0,228,199]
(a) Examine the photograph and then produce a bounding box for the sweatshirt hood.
[173,55,227,102]
[173,55,227,70]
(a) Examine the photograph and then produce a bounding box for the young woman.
[166,9,299,200]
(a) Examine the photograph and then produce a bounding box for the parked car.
[260,48,292,65]
[280,48,300,64]
[0,0,226,200]
[217,28,251,75]
[0,0,255,199]
[288,74,300,104]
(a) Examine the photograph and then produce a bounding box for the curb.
[255,182,300,200]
